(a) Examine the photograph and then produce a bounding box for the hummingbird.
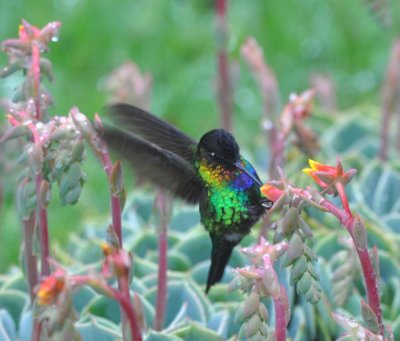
[100,104,273,293]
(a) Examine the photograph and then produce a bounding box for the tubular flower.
[260,184,284,202]
[302,159,357,191]
[36,269,65,305]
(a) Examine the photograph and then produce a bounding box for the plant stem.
[379,39,400,161]
[32,320,42,341]
[30,41,51,277]
[240,37,281,178]
[27,122,50,278]
[273,286,287,341]
[22,213,39,300]
[215,0,232,131]
[113,288,142,341]
[36,173,50,276]
[93,127,141,340]
[74,275,142,341]
[355,247,384,336]
[318,196,384,337]
[31,43,41,120]
[292,186,385,336]
[98,138,123,246]
[111,195,123,246]
[154,191,169,331]
[118,277,141,341]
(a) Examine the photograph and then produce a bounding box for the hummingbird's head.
[197,129,240,168]
[197,129,263,186]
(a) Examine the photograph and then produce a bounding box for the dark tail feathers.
[205,236,237,294]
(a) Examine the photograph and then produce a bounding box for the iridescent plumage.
[100,105,272,293]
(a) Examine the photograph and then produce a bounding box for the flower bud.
[243,292,260,318]
[283,233,303,266]
[245,315,261,338]
[290,255,308,285]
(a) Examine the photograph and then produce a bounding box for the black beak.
[234,161,263,187]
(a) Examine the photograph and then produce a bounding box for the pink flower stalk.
[234,238,289,340]
[261,160,385,337]
[215,0,232,131]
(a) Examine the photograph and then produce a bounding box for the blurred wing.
[107,104,197,163]
[101,125,203,204]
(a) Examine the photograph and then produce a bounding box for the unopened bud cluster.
[275,207,321,304]
[330,238,359,307]
[228,239,288,340]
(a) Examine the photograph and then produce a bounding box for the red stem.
[118,277,141,341]
[31,43,41,120]
[28,122,50,278]
[269,131,285,178]
[273,286,287,341]
[22,213,39,300]
[36,173,50,276]
[335,182,352,218]
[100,144,123,246]
[292,186,384,336]
[216,0,226,15]
[379,39,400,162]
[113,288,142,341]
[73,276,142,341]
[154,191,168,331]
[317,196,384,337]
[95,133,142,340]
[111,195,122,246]
[215,0,232,132]
[28,41,50,278]
[355,247,384,336]
[32,320,42,341]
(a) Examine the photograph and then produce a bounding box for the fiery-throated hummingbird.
[101,104,273,293]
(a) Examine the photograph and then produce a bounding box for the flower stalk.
[94,113,124,246]
[230,239,289,339]
[215,0,232,131]
[22,214,39,300]
[273,287,288,341]
[1,20,61,286]
[263,252,288,341]
[271,159,385,337]
[154,190,169,331]
[74,113,141,341]
[379,39,400,161]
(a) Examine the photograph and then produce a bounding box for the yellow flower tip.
[302,168,313,175]
[308,159,322,170]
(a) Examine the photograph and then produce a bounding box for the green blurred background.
[0,0,398,272]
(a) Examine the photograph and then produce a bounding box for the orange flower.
[36,269,65,305]
[303,159,356,190]
[303,159,357,216]
[260,184,284,202]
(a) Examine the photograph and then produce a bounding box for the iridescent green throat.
[196,158,254,231]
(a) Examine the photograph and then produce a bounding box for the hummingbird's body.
[101,104,272,293]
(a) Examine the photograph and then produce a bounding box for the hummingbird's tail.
[205,236,238,294]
